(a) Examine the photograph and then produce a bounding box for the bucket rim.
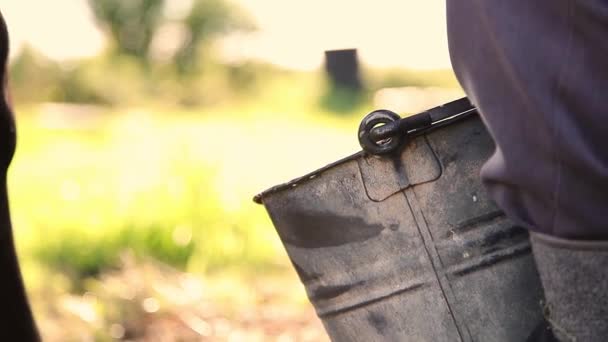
[253,109,478,205]
[253,151,363,204]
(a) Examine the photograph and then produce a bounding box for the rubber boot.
[530,232,608,341]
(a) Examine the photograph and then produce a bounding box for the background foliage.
[7,0,460,340]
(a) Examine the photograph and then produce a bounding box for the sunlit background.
[2,0,462,340]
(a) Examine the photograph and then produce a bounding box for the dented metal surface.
[255,113,544,341]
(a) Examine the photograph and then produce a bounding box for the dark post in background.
[324,49,362,91]
[322,49,364,113]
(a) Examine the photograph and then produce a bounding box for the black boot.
[530,232,608,341]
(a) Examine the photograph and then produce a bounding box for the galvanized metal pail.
[255,108,544,341]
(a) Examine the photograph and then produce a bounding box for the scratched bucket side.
[257,114,544,341]
[408,116,545,341]
[261,157,461,341]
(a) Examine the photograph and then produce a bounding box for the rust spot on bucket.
[310,281,365,301]
[292,262,323,282]
[368,312,389,335]
[278,210,385,248]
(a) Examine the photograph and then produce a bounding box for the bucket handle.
[358,97,477,155]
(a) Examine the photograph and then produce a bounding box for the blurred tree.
[88,0,253,73]
[174,0,254,75]
[9,46,63,103]
[88,0,165,63]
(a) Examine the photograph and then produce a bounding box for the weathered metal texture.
[256,114,544,341]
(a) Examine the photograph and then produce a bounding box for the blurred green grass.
[7,93,370,290]
[10,109,271,283]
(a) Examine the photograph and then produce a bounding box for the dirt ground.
[33,258,329,341]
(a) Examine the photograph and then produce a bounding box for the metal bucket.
[255,110,544,341]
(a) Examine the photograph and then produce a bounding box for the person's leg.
[447,0,608,340]
[0,11,39,341]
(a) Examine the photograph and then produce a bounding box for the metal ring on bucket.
[358,110,402,155]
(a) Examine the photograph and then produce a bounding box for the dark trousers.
[447,0,608,240]
[0,11,40,341]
